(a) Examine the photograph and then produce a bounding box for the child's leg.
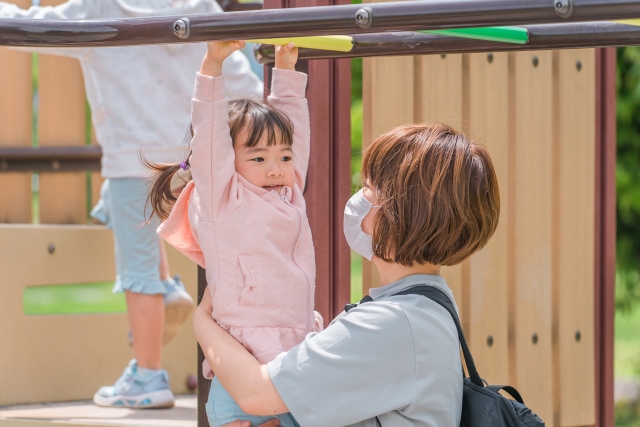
[91,178,172,407]
[207,378,299,427]
[125,291,164,369]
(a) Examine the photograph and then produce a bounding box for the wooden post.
[594,47,616,427]
[197,266,211,427]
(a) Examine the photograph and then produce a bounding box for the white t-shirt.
[268,274,463,427]
[0,0,264,178]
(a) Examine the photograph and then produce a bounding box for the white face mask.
[343,189,381,261]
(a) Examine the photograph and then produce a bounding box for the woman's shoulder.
[335,294,459,346]
[333,300,414,340]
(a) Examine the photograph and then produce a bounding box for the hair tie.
[179,160,190,171]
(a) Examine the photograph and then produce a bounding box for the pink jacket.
[158,69,322,378]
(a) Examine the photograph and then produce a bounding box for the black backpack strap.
[486,385,525,404]
[392,285,484,387]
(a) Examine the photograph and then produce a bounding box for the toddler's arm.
[189,41,245,221]
[267,45,310,192]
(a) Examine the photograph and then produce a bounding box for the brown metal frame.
[595,47,616,427]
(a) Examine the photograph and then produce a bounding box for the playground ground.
[0,396,196,427]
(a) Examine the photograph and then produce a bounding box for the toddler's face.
[233,128,296,193]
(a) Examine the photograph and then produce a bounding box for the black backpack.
[347,284,545,427]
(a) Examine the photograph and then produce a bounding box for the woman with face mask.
[194,123,501,427]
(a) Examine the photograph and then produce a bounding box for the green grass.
[351,250,363,303]
[23,281,124,315]
[617,307,640,378]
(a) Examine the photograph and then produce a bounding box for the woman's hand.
[201,40,246,77]
[274,42,298,71]
[223,420,280,427]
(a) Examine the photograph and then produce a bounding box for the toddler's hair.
[145,99,294,221]
[361,123,500,267]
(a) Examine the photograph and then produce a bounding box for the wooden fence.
[363,49,598,426]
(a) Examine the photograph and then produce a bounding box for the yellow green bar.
[250,27,527,53]
[422,26,529,45]
[248,35,354,52]
[615,19,640,26]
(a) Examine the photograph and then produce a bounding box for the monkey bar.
[1,0,640,48]
[255,21,640,62]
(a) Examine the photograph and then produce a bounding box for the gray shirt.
[267,274,463,427]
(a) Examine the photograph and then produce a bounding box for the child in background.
[147,41,321,427]
[0,0,263,409]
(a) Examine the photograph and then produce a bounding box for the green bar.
[249,35,354,52]
[23,281,126,315]
[421,26,529,45]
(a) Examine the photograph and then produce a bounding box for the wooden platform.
[0,395,196,427]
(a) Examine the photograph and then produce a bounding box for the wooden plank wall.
[0,0,32,224]
[38,0,89,225]
[362,49,596,426]
[0,0,96,225]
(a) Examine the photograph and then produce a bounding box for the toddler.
[148,41,321,427]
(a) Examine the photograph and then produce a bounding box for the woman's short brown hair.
[361,123,500,267]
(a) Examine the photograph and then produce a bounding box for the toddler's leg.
[208,378,296,427]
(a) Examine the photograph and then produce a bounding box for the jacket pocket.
[237,254,257,306]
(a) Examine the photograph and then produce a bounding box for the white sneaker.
[93,359,175,409]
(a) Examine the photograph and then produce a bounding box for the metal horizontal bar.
[255,21,640,62]
[0,146,102,172]
[1,0,640,47]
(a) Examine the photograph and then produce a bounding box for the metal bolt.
[554,0,573,18]
[532,56,539,67]
[532,333,539,345]
[440,54,447,59]
[51,160,61,171]
[355,7,372,29]
[173,18,190,39]
[576,60,582,71]
[47,243,55,254]
[575,330,581,342]
[487,53,494,64]
[487,335,494,347]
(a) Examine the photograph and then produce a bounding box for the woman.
[195,123,501,426]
